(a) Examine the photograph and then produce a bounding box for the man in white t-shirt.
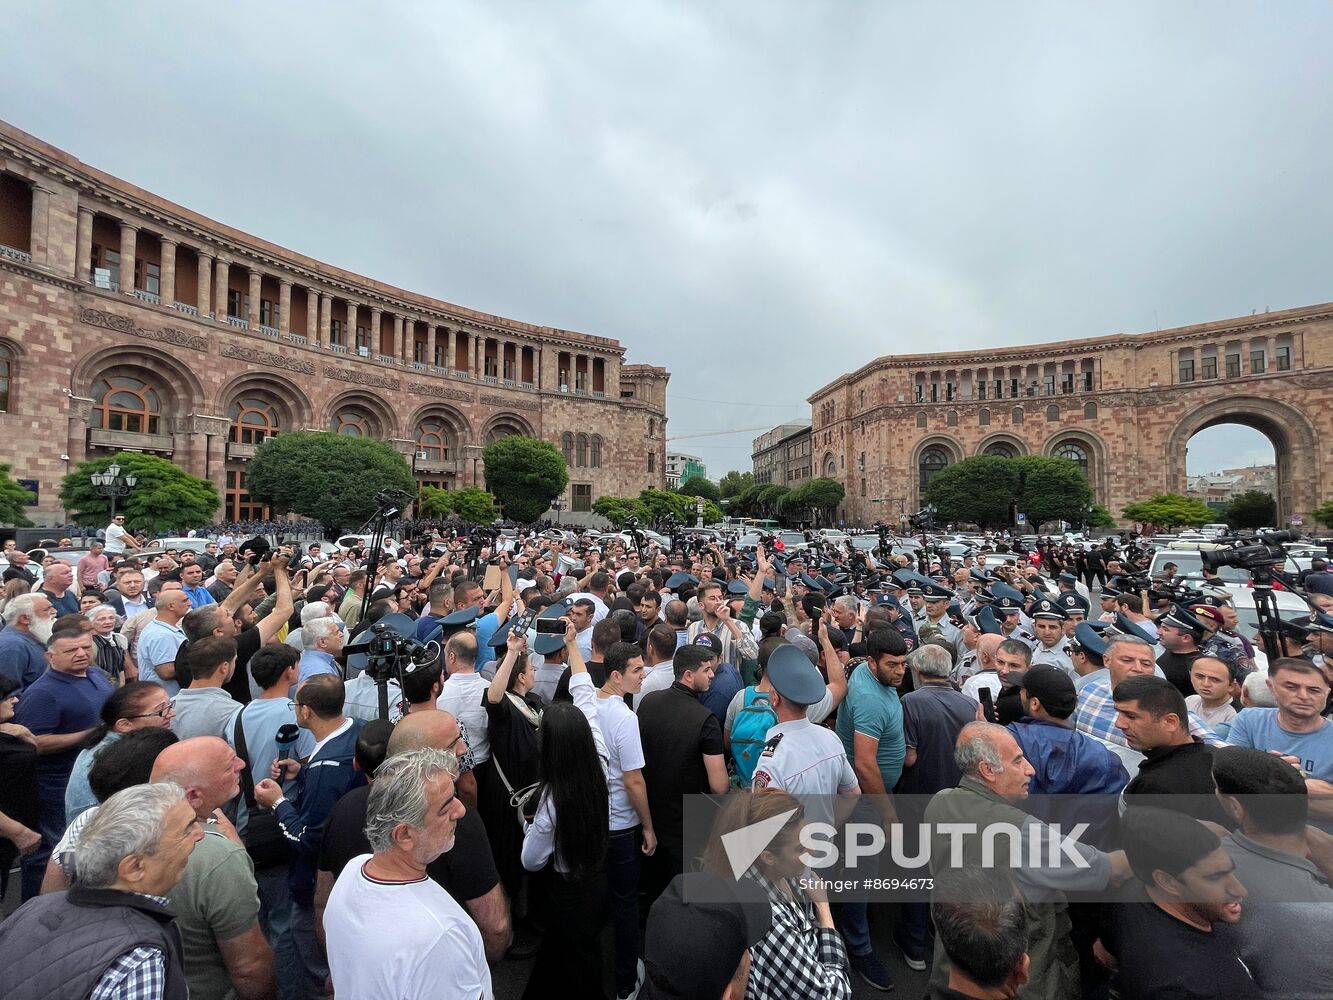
[596,641,656,1000]
[325,746,490,1000]
[102,514,139,556]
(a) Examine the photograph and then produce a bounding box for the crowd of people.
[0,515,1331,999]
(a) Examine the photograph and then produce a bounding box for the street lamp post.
[550,497,564,526]
[90,461,138,522]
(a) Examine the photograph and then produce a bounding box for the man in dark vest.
[0,780,201,1000]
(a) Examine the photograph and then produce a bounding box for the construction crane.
[667,423,800,442]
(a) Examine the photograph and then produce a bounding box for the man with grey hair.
[924,722,1128,999]
[0,591,56,691]
[285,600,332,652]
[297,616,343,685]
[894,642,980,970]
[324,748,490,999]
[0,781,201,1000]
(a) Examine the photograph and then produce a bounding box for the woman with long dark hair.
[63,680,171,824]
[521,618,610,999]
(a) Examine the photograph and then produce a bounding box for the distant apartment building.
[751,420,813,486]
[665,452,706,489]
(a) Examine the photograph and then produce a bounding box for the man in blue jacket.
[255,673,364,999]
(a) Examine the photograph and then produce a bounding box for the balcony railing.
[430,365,449,376]
[258,324,280,338]
[503,378,517,387]
[329,343,347,353]
[0,244,32,263]
[226,315,249,330]
[174,302,199,317]
[133,289,161,305]
[592,390,606,398]
[285,333,307,345]
[414,457,461,475]
[483,374,499,384]
[411,361,427,371]
[227,441,258,460]
[89,428,174,454]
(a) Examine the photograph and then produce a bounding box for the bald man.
[961,634,1006,705]
[152,737,275,1000]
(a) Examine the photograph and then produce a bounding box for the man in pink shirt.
[76,541,110,590]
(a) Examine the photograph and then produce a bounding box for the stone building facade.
[751,420,812,487]
[0,121,668,526]
[808,305,1333,527]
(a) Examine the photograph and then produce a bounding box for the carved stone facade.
[808,307,1332,526]
[0,120,668,524]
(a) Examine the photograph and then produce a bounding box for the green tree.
[59,452,220,533]
[245,432,416,534]
[1011,455,1093,529]
[1087,504,1117,529]
[0,465,35,527]
[677,475,721,503]
[592,495,647,529]
[1225,490,1277,530]
[1313,500,1333,529]
[450,487,500,524]
[637,488,690,527]
[419,486,456,519]
[733,483,765,517]
[754,484,790,518]
[718,470,754,498]
[1121,493,1215,530]
[481,437,568,523]
[924,457,1022,529]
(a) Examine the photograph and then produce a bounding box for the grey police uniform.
[1030,641,1077,679]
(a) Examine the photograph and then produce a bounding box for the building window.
[915,413,927,429]
[1276,346,1291,371]
[1009,378,1020,398]
[994,378,1004,399]
[356,326,370,351]
[572,483,592,512]
[1011,407,1024,425]
[1054,442,1089,477]
[561,432,573,465]
[1201,356,1217,379]
[590,435,602,468]
[228,397,279,444]
[861,478,866,496]
[978,407,990,426]
[977,382,986,400]
[226,469,269,521]
[576,434,588,468]
[985,442,1018,459]
[1061,374,1074,394]
[92,376,161,434]
[1250,349,1266,374]
[1225,353,1241,377]
[1083,401,1098,420]
[946,410,958,427]
[1046,404,1060,423]
[416,418,454,460]
[647,418,656,438]
[1179,358,1195,382]
[0,344,11,412]
[414,341,426,363]
[260,299,278,328]
[330,319,343,346]
[136,260,160,296]
[227,289,243,319]
[331,408,371,436]
[91,245,122,288]
[1044,375,1055,396]
[919,448,949,491]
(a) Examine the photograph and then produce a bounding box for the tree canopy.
[245,432,416,534]
[1121,493,1215,530]
[59,452,220,533]
[718,470,754,498]
[1313,500,1333,529]
[0,465,35,527]
[676,474,721,503]
[1225,490,1276,530]
[419,486,499,524]
[482,437,568,523]
[1087,504,1117,529]
[591,495,647,529]
[781,477,845,525]
[924,455,1092,530]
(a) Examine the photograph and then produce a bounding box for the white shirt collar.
[310,717,353,760]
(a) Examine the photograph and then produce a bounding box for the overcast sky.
[10,2,1329,479]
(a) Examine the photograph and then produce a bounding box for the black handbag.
[233,709,295,870]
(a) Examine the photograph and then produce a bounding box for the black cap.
[642,873,772,1000]
[1020,666,1077,716]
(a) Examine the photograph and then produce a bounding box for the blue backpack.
[730,687,777,788]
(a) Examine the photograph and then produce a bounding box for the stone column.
[160,238,177,304]
[393,315,404,361]
[278,279,292,334]
[197,252,213,316]
[426,325,436,368]
[445,329,455,372]
[370,307,382,355]
[404,319,416,362]
[319,293,332,347]
[215,257,231,319]
[345,300,358,347]
[305,288,317,341]
[119,222,138,295]
[248,268,261,329]
[75,207,94,282]
[466,333,475,377]
[29,186,51,265]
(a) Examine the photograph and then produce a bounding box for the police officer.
[750,644,860,829]
[1069,619,1110,688]
[875,592,918,653]
[1305,609,1333,672]
[1096,580,1120,623]
[955,606,1003,685]
[918,580,961,648]
[1027,597,1076,678]
[1056,590,1090,639]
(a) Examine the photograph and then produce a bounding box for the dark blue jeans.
[607,826,643,996]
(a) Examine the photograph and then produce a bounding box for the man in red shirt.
[76,541,110,591]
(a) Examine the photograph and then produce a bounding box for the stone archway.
[1164,395,1318,524]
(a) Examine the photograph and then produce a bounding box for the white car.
[818,529,850,543]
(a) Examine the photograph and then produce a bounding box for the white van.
[1201,523,1230,539]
